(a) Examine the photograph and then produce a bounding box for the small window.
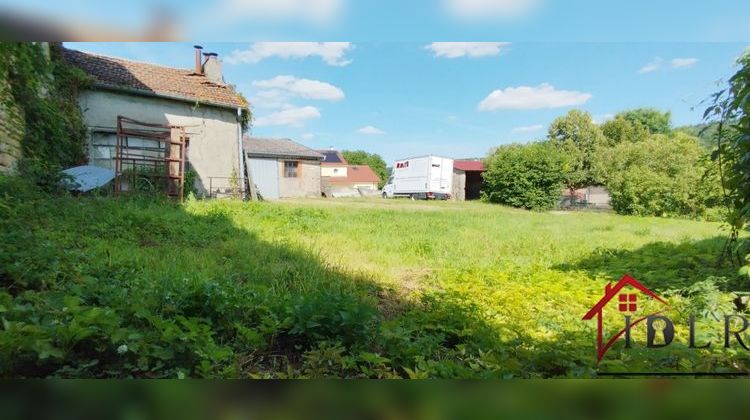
[618,294,637,312]
[284,161,299,178]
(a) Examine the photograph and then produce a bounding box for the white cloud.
[443,0,540,20]
[426,42,511,58]
[512,124,544,133]
[357,125,385,135]
[638,57,664,74]
[302,133,315,140]
[478,83,592,111]
[253,76,345,102]
[226,42,354,66]
[219,0,345,24]
[254,106,321,127]
[639,57,699,74]
[671,58,699,69]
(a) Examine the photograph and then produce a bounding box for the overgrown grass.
[1,177,747,378]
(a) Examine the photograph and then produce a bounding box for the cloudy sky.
[60,1,750,163]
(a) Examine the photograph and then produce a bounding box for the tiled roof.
[62,48,247,109]
[454,160,486,172]
[243,137,324,160]
[318,150,348,165]
[328,165,381,184]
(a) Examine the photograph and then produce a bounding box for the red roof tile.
[62,48,247,109]
[328,165,381,184]
[454,160,485,172]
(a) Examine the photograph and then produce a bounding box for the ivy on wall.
[0,42,90,189]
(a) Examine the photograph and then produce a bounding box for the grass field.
[1,178,746,378]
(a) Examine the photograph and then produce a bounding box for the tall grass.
[0,177,746,378]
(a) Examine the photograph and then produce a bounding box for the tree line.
[483,107,722,218]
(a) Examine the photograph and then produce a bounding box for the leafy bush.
[596,132,721,217]
[482,142,567,211]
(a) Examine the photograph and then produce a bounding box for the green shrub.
[482,142,567,211]
[597,132,721,217]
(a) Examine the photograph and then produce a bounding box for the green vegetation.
[595,132,722,217]
[548,110,606,190]
[0,43,90,190]
[341,150,389,188]
[482,107,721,218]
[704,52,750,279]
[616,108,673,135]
[483,142,567,211]
[2,175,746,378]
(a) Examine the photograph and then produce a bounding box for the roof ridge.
[64,47,193,74]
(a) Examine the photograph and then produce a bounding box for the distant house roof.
[318,150,348,165]
[328,165,381,185]
[244,137,324,160]
[454,160,486,172]
[62,48,248,109]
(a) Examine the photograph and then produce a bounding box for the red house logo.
[582,274,669,363]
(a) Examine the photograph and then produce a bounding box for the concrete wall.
[278,159,321,198]
[78,90,241,194]
[0,77,24,174]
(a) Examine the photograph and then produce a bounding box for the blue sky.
[59,1,750,163]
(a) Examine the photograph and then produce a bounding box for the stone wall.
[0,77,24,174]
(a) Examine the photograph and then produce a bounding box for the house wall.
[0,77,24,174]
[278,159,321,198]
[321,165,347,178]
[77,90,241,194]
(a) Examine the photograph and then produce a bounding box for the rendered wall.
[78,89,241,194]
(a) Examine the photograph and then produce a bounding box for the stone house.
[62,45,249,195]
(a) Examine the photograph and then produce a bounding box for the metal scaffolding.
[114,116,187,200]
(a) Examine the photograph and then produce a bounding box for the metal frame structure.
[114,116,187,200]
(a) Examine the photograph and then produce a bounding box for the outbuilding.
[244,137,323,200]
[452,160,485,201]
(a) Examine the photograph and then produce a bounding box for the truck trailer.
[382,155,453,200]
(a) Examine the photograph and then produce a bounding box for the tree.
[598,132,721,217]
[482,142,567,211]
[547,110,607,190]
[705,52,750,266]
[341,150,389,188]
[616,108,672,134]
[601,116,650,145]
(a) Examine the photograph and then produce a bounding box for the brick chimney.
[202,52,224,85]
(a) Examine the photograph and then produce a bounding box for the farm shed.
[63,46,249,197]
[452,160,485,201]
[244,137,323,200]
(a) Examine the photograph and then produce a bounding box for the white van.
[382,155,453,200]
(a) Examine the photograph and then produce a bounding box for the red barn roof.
[454,160,485,172]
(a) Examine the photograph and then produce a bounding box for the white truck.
[382,155,454,200]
